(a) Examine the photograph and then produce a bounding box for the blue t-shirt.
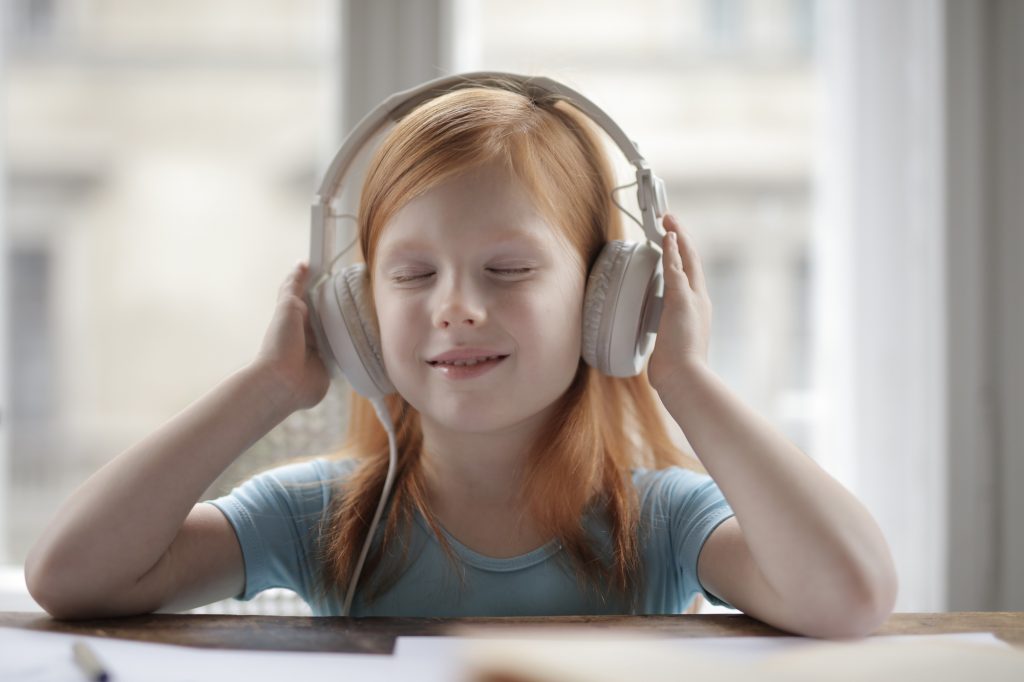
[206,457,736,616]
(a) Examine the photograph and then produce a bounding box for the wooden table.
[2,612,1022,654]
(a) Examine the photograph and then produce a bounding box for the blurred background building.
[1,0,1021,616]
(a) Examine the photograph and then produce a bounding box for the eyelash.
[393,268,533,283]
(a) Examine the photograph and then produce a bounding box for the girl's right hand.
[252,261,330,413]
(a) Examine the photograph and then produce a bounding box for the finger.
[665,215,707,296]
[303,310,319,352]
[292,260,309,283]
[662,220,692,291]
[280,261,310,298]
[287,262,318,351]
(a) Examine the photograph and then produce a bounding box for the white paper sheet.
[0,626,455,682]
[395,630,1024,682]
[394,630,1010,663]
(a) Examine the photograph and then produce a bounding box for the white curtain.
[813,0,948,612]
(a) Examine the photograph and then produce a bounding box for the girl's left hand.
[646,213,713,396]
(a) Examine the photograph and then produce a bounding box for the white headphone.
[305,72,669,616]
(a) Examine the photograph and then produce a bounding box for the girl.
[25,78,897,638]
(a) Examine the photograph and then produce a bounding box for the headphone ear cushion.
[339,264,394,396]
[316,263,395,399]
[582,241,631,374]
[582,240,663,377]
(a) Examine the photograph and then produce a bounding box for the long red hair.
[309,77,705,611]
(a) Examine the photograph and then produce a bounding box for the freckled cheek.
[558,303,585,358]
[524,292,584,361]
[552,278,585,335]
[373,301,424,371]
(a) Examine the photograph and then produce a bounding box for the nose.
[431,273,488,329]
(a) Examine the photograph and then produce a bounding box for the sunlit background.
[2,0,1021,616]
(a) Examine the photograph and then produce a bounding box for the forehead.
[376,164,572,256]
[380,229,550,255]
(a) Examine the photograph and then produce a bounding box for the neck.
[418,413,549,508]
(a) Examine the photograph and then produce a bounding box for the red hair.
[310,78,705,611]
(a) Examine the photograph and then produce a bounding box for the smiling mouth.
[427,354,509,367]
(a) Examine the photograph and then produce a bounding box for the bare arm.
[647,215,896,638]
[661,361,898,638]
[24,262,329,618]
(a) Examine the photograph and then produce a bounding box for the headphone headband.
[310,71,667,283]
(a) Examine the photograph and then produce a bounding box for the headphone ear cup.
[582,240,664,377]
[311,263,395,399]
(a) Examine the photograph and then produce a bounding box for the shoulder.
[225,456,362,512]
[630,465,733,533]
[631,466,720,506]
[261,456,360,485]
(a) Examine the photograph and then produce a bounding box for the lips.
[428,353,509,367]
[427,347,511,365]
[426,347,511,381]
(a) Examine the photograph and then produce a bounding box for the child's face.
[372,161,586,437]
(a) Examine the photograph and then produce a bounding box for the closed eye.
[391,270,432,280]
[392,268,533,283]
[491,267,533,276]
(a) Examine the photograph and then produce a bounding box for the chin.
[404,391,535,434]
[429,399,523,431]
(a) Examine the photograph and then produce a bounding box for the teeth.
[434,354,504,367]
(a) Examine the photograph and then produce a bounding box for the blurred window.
[2,0,340,571]
[7,0,58,46]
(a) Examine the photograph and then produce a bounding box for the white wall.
[944,0,999,612]
[944,0,1024,612]
[988,0,1024,610]
[0,1,10,565]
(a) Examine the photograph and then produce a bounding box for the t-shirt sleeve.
[204,458,344,602]
[648,466,738,610]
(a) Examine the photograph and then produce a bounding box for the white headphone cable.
[341,396,398,617]
[310,214,360,294]
[611,180,643,229]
